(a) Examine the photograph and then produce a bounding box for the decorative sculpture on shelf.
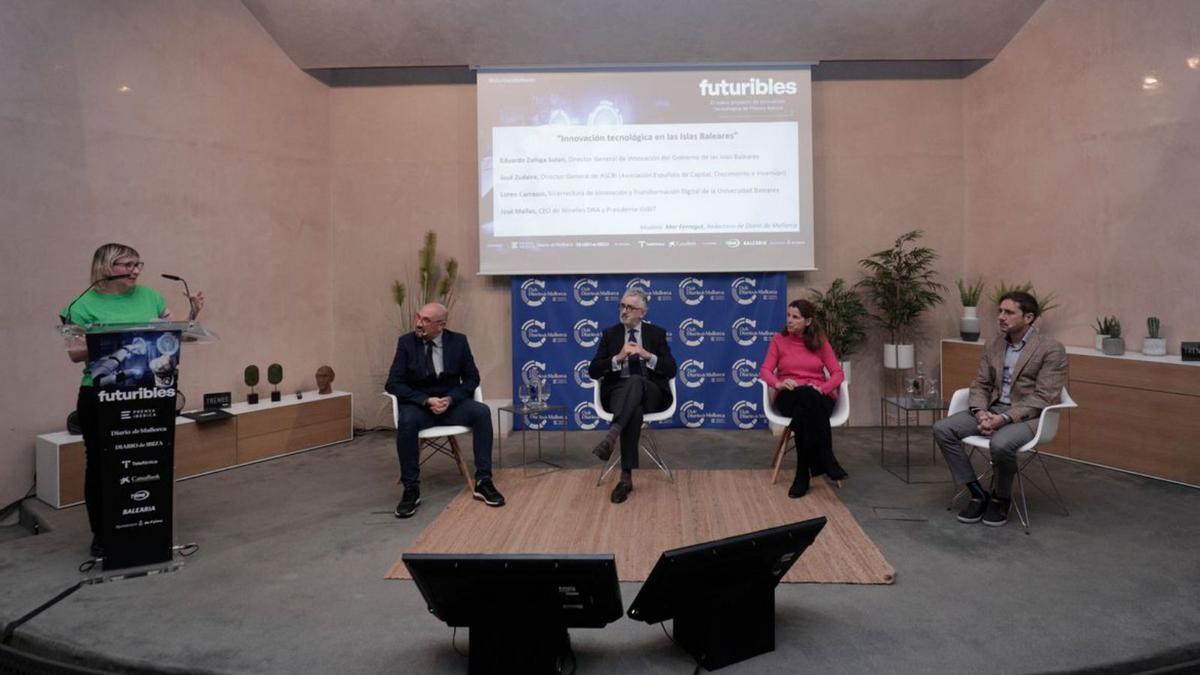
[245,365,260,405]
[316,365,335,395]
[268,363,283,402]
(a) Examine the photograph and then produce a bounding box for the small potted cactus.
[268,363,284,402]
[1100,317,1125,356]
[244,365,260,405]
[1143,316,1166,356]
[1094,316,1118,351]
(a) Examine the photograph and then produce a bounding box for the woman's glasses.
[113,260,145,272]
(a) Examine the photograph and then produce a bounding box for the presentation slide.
[477,67,815,275]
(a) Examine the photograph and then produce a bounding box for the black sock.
[967,481,986,499]
[620,469,632,485]
[605,424,621,444]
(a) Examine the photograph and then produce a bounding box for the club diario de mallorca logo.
[678,318,725,348]
[574,402,599,430]
[520,320,566,348]
[520,278,567,307]
[731,318,775,347]
[730,276,778,305]
[677,277,726,306]
[731,358,760,388]
[520,360,546,386]
[573,360,593,388]
[679,359,728,389]
[626,277,673,302]
[573,278,620,307]
[731,400,761,429]
[573,319,600,348]
[679,400,727,428]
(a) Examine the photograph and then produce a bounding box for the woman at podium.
[759,299,847,498]
[60,243,205,558]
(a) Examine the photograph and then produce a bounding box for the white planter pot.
[840,360,851,384]
[883,344,914,370]
[1095,334,1108,351]
[1142,337,1167,356]
[959,306,981,342]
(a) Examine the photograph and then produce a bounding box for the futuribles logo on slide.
[731,400,761,430]
[574,402,600,430]
[698,78,798,97]
[573,319,601,348]
[731,358,759,388]
[573,360,593,388]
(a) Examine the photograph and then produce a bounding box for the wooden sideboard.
[940,340,1199,487]
[36,391,353,508]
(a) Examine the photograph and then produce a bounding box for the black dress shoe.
[788,472,810,498]
[957,494,989,523]
[610,481,632,504]
[592,438,614,462]
[394,487,421,518]
[982,496,1011,527]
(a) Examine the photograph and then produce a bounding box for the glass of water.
[537,379,551,406]
[518,384,531,409]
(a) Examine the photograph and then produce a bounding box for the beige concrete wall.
[964,0,1200,351]
[0,1,331,509]
[329,78,966,429]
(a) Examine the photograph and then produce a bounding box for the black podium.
[63,320,217,571]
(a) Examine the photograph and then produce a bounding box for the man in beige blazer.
[933,291,1067,526]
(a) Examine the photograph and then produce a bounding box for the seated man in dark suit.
[385,302,505,518]
[588,289,677,504]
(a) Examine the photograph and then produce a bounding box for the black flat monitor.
[402,552,623,674]
[627,517,828,671]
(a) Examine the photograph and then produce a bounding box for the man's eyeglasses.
[619,303,645,312]
[113,260,145,271]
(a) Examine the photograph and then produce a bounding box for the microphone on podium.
[61,274,133,325]
[161,274,196,320]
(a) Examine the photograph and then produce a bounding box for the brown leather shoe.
[610,481,632,504]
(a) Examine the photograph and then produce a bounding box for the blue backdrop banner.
[511,273,787,431]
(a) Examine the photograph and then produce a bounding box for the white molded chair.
[761,380,850,484]
[946,386,1076,533]
[383,386,484,491]
[589,378,677,485]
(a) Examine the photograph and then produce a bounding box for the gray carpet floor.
[1,426,1198,674]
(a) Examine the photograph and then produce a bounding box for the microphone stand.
[161,274,196,320]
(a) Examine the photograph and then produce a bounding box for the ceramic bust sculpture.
[315,365,335,395]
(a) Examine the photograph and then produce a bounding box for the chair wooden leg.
[770,428,793,485]
[448,436,475,492]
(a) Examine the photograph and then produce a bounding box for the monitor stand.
[468,621,570,675]
[673,579,776,671]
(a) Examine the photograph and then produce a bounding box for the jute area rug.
[386,469,895,584]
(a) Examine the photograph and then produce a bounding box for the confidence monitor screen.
[477,66,815,275]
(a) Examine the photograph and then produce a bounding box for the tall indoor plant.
[807,278,868,383]
[857,230,946,369]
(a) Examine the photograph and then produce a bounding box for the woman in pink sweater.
[759,299,847,497]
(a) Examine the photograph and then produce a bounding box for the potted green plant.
[857,230,946,369]
[956,278,985,342]
[1143,316,1166,356]
[391,230,459,332]
[1100,317,1125,356]
[1094,315,1118,352]
[807,278,868,383]
[244,365,260,405]
[268,363,284,402]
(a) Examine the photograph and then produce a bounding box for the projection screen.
[477,65,815,275]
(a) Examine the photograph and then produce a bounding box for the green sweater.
[61,285,167,386]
